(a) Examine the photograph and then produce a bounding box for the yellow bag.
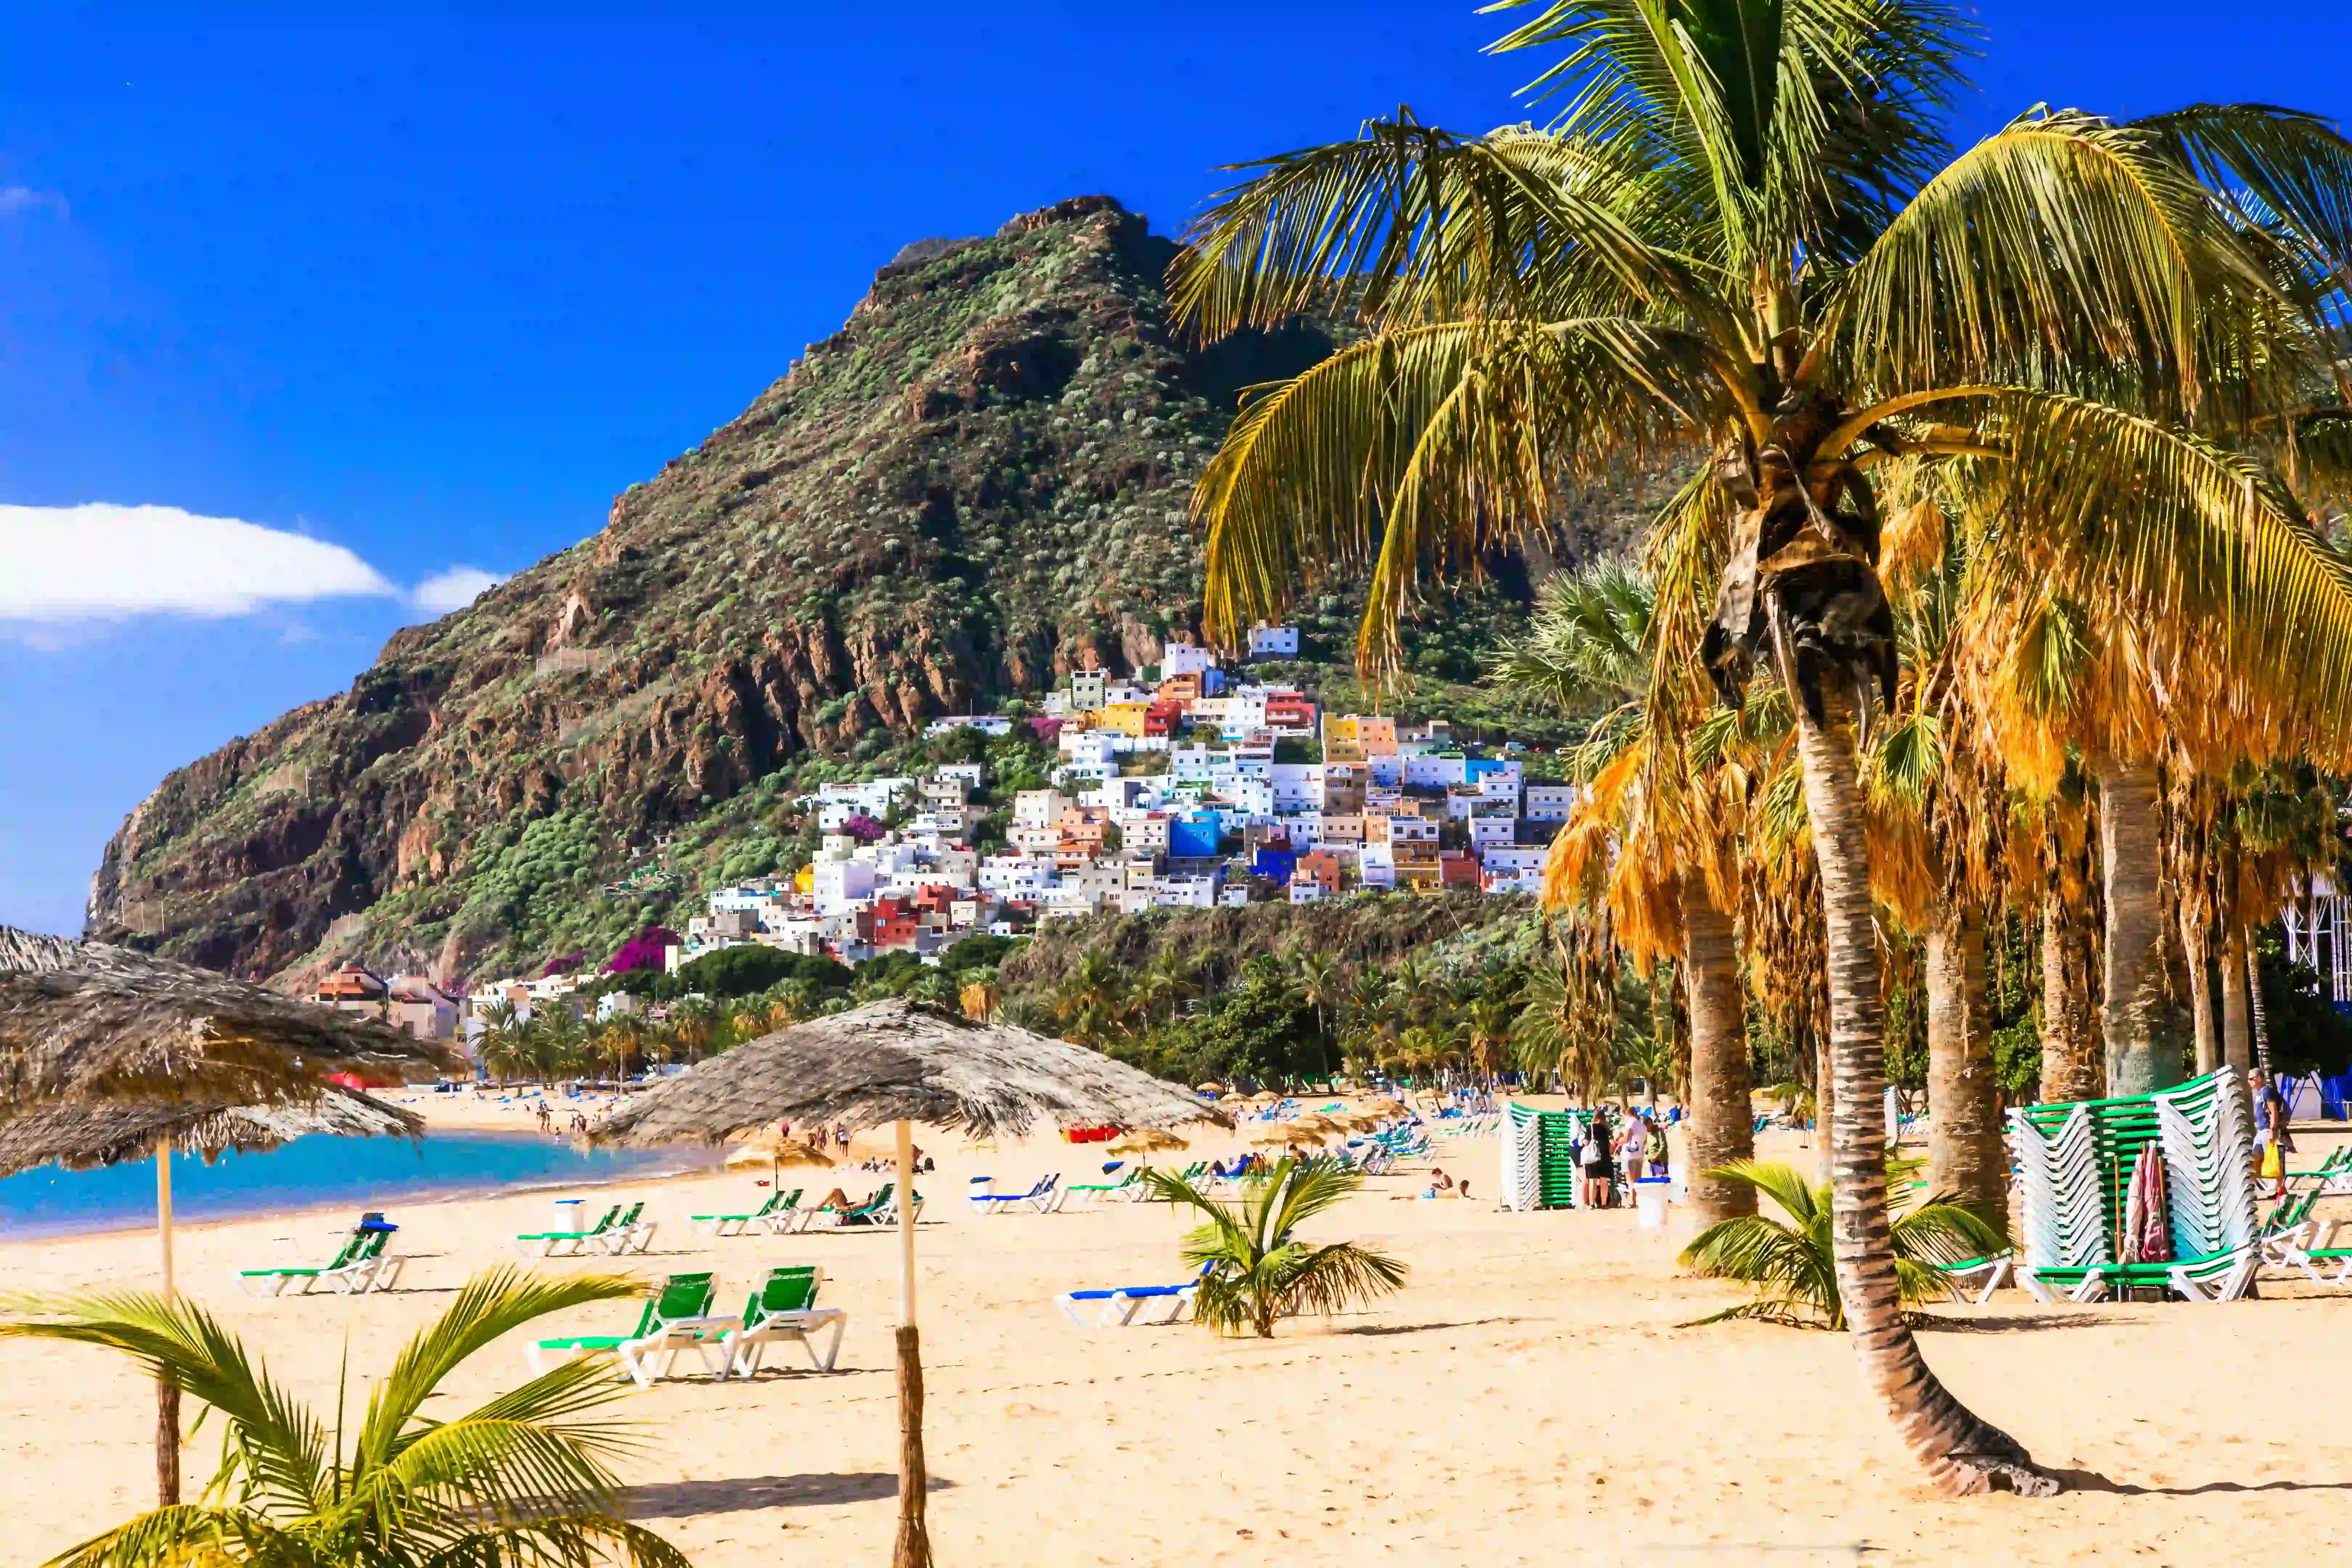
[2259,1145,2284,1180]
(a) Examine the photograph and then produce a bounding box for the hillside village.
[314,627,1571,1041]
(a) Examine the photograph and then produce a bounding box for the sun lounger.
[2021,1245,2260,1304]
[718,1265,848,1376]
[973,1175,1060,1214]
[528,1271,731,1388]
[2277,1238,2352,1288]
[1056,1263,1212,1328]
[1064,1167,1143,1206]
[236,1223,394,1297]
[1929,1252,2012,1304]
[515,1203,620,1258]
[691,1189,801,1238]
[592,1201,654,1255]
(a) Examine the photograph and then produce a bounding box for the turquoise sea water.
[0,1132,723,1240]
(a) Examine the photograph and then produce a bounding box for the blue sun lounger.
[1055,1263,1211,1327]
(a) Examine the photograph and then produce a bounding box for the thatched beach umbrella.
[0,926,455,1504]
[592,998,1225,1568]
[0,928,458,1108]
[1105,1127,1188,1156]
[724,1130,836,1189]
[0,1083,423,1500]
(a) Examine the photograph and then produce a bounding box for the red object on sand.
[1063,1126,1116,1143]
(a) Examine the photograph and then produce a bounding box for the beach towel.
[2120,1144,2171,1265]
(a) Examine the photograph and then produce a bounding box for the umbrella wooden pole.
[892,1116,930,1568]
[155,1133,180,1507]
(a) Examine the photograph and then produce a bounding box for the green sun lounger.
[692,1189,801,1237]
[719,1265,847,1376]
[592,1201,654,1254]
[2021,1245,2259,1304]
[237,1225,395,1296]
[527,1272,727,1387]
[515,1204,619,1258]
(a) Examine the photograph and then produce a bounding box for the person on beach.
[1616,1112,1649,1188]
[1645,1115,1670,1179]
[2251,1069,2294,1200]
[1579,1113,1611,1208]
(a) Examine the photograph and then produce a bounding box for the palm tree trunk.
[1793,693,2057,1496]
[156,1132,180,1506]
[2247,939,2274,1075]
[893,1118,931,1568]
[2094,756,2165,1096]
[2038,900,2101,1103]
[1926,905,2005,1218]
[2179,905,2218,1075]
[1682,879,1753,1224]
[2220,925,2253,1073]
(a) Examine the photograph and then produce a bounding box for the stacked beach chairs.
[1499,1104,1595,1210]
[2011,1067,2259,1303]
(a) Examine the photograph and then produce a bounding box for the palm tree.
[1679,1159,2009,1331]
[1172,1,2352,1495]
[1055,951,1135,1048]
[475,997,528,1086]
[1498,557,1756,1220]
[2,1270,689,1568]
[663,996,715,1066]
[1142,1157,1408,1337]
[1293,952,1346,1078]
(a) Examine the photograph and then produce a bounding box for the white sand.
[3,1098,2346,1567]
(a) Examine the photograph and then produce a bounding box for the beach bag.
[2259,1144,2284,1181]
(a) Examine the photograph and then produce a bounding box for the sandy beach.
[3,1097,2346,1567]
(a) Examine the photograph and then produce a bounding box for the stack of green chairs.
[2013,1068,2260,1303]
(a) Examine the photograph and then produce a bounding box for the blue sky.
[2,3,2345,939]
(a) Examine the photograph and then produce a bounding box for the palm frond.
[356,1267,644,1469]
[1834,108,2297,411]
[1192,318,1710,669]
[1168,114,1695,341]
[2136,102,2352,295]
[1987,389,2352,723]
[1,1292,330,1511]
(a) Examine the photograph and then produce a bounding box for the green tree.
[1175,0,2352,1496]
[1,1270,689,1568]
[1680,1160,2009,1331]
[1142,1157,1408,1337]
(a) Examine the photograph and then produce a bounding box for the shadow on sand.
[628,1471,955,1519]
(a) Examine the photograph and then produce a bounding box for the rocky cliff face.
[86,195,1640,987]
[90,197,1302,980]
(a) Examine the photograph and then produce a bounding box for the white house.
[1160,638,1219,678]
[1248,624,1300,659]
[1523,783,1578,822]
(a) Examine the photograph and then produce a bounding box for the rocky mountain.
[85,195,1644,988]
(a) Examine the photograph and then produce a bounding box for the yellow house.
[1322,712,1399,762]
[1097,701,1150,738]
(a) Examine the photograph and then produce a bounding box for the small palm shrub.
[1143,1155,1408,1336]
[2,1269,690,1568]
[1679,1159,2010,1330]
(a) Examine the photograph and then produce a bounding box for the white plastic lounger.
[1056,1264,1210,1328]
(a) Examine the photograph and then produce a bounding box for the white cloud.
[0,503,397,623]
[409,565,505,616]
[0,185,65,219]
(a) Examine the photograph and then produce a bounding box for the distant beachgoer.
[2251,1069,2294,1200]
[1616,1111,1648,1181]
[812,1187,853,1212]
[1579,1114,1611,1208]
[1645,1116,1670,1179]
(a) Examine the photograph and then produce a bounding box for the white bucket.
[1634,1176,1670,1230]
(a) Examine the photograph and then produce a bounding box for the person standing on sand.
[1579,1111,1611,1208]
[2251,1069,2295,1201]
[1616,1111,1649,1189]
